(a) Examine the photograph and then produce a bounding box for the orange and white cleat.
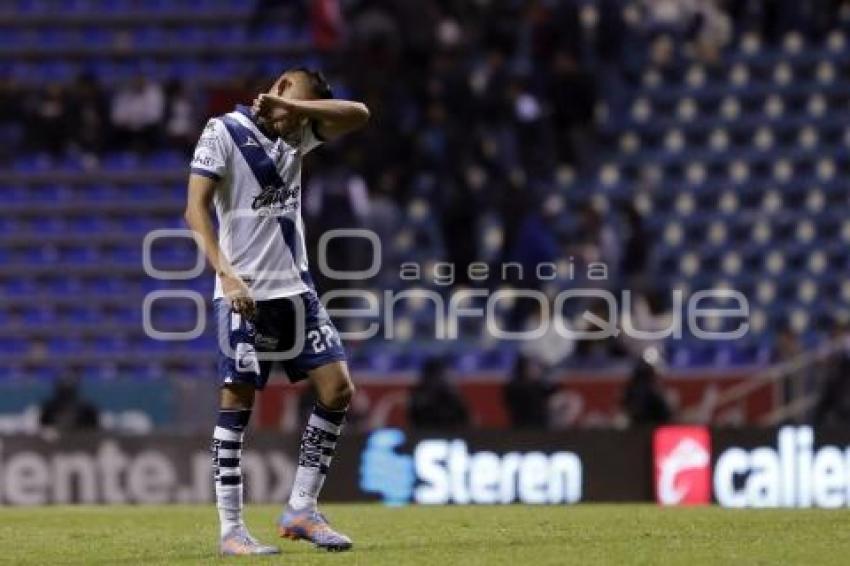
[220,526,280,556]
[277,507,353,552]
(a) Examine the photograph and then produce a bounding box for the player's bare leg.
[214,383,280,556]
[278,361,355,551]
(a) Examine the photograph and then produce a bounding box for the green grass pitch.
[0,504,848,565]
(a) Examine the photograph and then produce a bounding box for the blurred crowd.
[5,0,844,278]
[5,0,845,235]
[404,330,850,431]
[6,1,846,157]
[7,73,197,156]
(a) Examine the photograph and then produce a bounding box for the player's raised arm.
[253,94,370,141]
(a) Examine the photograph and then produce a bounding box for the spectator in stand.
[503,354,556,429]
[110,75,164,151]
[29,83,70,154]
[548,51,596,167]
[39,375,99,431]
[520,296,576,368]
[620,202,650,289]
[642,0,710,34]
[573,297,629,362]
[0,77,25,162]
[164,79,196,153]
[364,182,402,256]
[505,195,560,329]
[814,321,850,426]
[507,195,560,281]
[622,353,672,426]
[773,322,803,363]
[408,357,469,430]
[67,72,110,156]
[573,203,621,274]
[509,77,556,178]
[690,0,733,63]
[619,289,674,359]
[641,0,732,64]
[772,321,810,408]
[439,177,480,287]
[303,159,371,295]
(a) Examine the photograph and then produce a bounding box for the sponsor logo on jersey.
[254,333,279,349]
[192,154,217,168]
[251,184,299,212]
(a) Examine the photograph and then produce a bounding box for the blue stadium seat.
[174,26,208,47]
[61,305,98,324]
[146,151,184,169]
[13,0,45,13]
[0,337,28,354]
[13,153,54,173]
[102,152,140,171]
[133,27,168,48]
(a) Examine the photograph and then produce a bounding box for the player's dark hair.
[290,67,333,99]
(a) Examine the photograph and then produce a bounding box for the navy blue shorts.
[215,291,346,389]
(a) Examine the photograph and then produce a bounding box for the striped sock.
[288,403,346,511]
[212,408,251,537]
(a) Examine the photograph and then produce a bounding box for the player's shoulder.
[199,114,238,148]
[205,110,251,136]
[202,115,227,133]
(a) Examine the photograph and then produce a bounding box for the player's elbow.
[353,103,370,128]
[183,205,203,231]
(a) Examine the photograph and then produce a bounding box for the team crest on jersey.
[252,184,299,214]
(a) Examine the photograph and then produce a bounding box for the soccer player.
[183,68,369,555]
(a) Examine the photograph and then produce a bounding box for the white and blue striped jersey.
[191,105,323,300]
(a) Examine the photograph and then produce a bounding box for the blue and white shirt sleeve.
[299,120,325,155]
[190,118,229,180]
